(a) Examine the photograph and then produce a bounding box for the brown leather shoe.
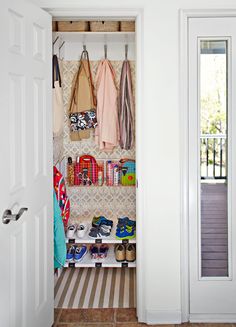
[115,244,126,262]
[126,244,136,262]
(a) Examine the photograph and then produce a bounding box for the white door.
[189,17,236,320]
[0,1,53,327]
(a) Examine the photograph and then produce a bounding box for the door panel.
[0,1,53,327]
[9,73,26,192]
[189,17,236,316]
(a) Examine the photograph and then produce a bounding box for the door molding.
[39,5,146,323]
[180,8,236,323]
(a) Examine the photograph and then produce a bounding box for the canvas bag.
[69,49,97,141]
[52,55,64,137]
[120,159,136,186]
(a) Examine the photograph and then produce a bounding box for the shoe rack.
[65,224,136,268]
[64,245,136,268]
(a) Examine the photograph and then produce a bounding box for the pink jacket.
[95,60,119,152]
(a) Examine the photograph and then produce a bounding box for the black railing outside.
[200,134,226,180]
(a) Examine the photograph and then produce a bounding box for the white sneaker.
[100,224,112,232]
[66,224,77,239]
[76,223,87,238]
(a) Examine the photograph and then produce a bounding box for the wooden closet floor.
[55,268,136,309]
[53,308,236,327]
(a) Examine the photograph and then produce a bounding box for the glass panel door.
[200,40,228,277]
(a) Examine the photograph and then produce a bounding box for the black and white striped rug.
[54,268,136,309]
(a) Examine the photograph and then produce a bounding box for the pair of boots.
[115,244,136,262]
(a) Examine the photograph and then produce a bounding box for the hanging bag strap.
[52,54,62,88]
[68,61,82,114]
[68,49,96,114]
[80,50,96,107]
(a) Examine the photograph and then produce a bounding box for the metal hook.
[53,36,59,46]
[53,36,59,54]
[104,44,107,59]
[59,41,65,60]
[125,44,128,60]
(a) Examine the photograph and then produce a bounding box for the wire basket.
[106,159,136,186]
[67,157,135,187]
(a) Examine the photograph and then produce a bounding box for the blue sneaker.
[116,227,136,240]
[92,216,113,228]
[66,245,75,261]
[117,217,136,227]
[74,245,87,262]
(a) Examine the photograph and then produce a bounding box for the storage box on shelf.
[90,21,120,32]
[52,21,57,32]
[120,21,135,32]
[57,21,89,32]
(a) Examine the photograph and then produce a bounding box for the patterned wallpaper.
[54,59,136,224]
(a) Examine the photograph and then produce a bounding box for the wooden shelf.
[53,31,135,43]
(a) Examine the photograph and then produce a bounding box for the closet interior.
[53,19,137,309]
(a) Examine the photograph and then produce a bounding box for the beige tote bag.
[53,55,64,137]
[68,50,96,141]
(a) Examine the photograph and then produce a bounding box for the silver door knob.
[2,207,28,224]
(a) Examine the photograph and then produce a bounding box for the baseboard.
[190,313,236,323]
[145,309,182,325]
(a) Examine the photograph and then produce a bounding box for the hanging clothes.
[95,59,119,152]
[52,55,64,137]
[53,166,70,228]
[68,50,97,141]
[53,191,66,269]
[118,60,135,150]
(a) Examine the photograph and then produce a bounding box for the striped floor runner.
[54,268,136,309]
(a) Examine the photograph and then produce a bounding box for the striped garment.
[119,60,135,150]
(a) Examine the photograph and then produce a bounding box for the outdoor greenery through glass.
[200,40,228,278]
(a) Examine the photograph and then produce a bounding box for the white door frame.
[180,8,236,323]
[38,5,146,323]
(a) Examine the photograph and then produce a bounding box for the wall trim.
[190,313,236,323]
[145,310,182,325]
[179,8,236,324]
[42,5,146,323]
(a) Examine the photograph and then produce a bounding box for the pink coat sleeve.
[95,60,119,152]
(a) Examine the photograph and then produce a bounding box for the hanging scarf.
[119,60,135,150]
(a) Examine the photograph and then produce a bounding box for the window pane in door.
[200,40,228,277]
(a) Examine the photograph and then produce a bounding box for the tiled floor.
[53,308,236,327]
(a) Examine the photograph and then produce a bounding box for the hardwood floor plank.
[201,183,228,277]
